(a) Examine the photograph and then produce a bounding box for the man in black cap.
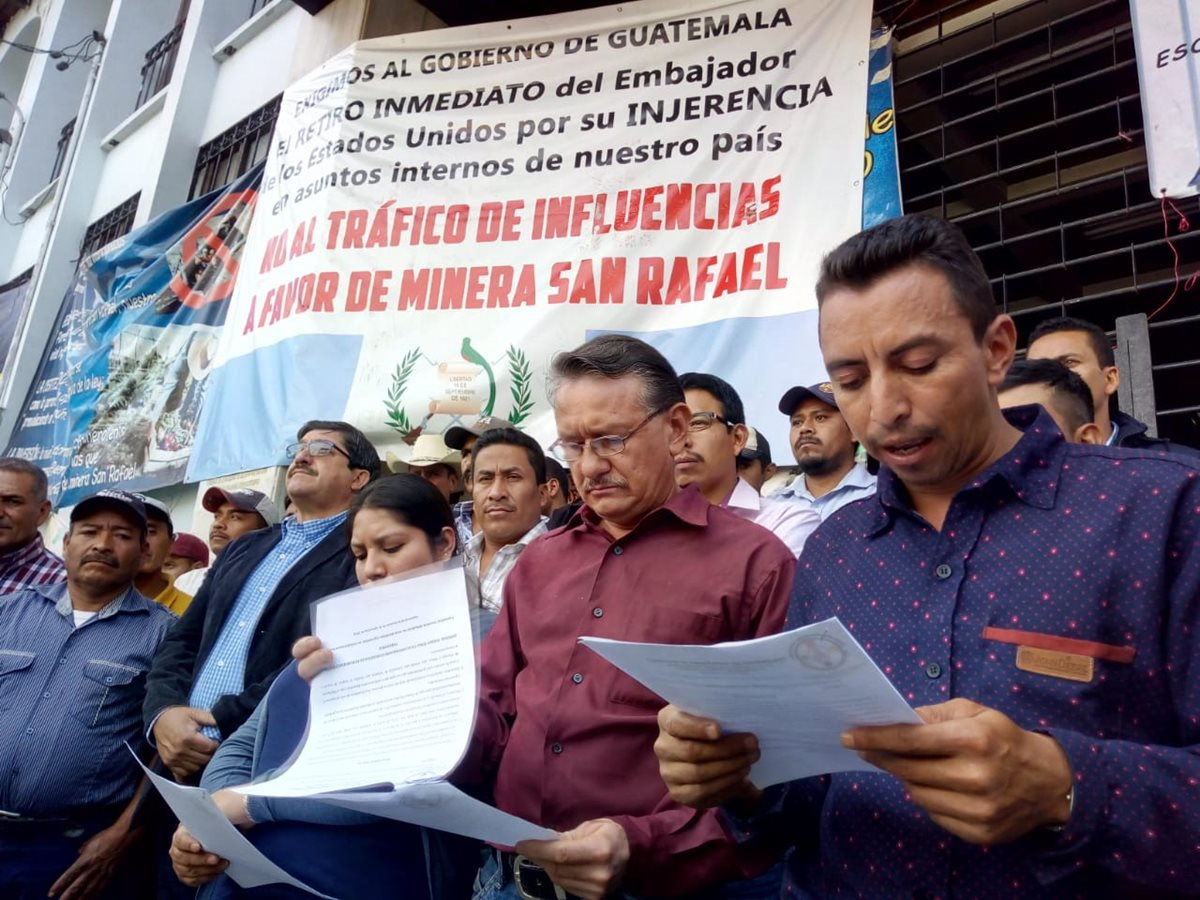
[0,490,176,899]
[173,488,281,600]
[775,382,876,520]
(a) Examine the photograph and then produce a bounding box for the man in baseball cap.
[736,427,778,494]
[174,488,280,600]
[131,493,192,615]
[162,534,209,585]
[70,489,148,532]
[775,382,876,520]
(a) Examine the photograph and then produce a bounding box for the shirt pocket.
[980,626,1137,733]
[606,605,725,710]
[0,650,34,711]
[71,659,144,730]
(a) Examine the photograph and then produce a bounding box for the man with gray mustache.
[463,335,796,900]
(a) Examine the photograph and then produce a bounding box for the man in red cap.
[173,488,280,600]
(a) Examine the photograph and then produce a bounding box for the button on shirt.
[189,512,347,739]
[0,583,175,815]
[463,517,548,613]
[467,485,795,896]
[774,461,877,520]
[731,407,1200,897]
[723,476,821,556]
[0,534,65,596]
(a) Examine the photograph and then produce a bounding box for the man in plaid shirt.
[463,427,549,638]
[0,459,64,596]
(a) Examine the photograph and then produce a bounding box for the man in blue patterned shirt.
[144,420,378,781]
[0,489,175,899]
[655,214,1200,896]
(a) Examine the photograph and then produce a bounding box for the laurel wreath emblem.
[384,347,421,434]
[506,345,534,425]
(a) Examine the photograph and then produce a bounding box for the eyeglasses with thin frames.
[285,438,351,462]
[687,411,735,432]
[549,408,667,462]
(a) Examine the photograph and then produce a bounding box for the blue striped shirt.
[188,512,347,739]
[0,582,176,815]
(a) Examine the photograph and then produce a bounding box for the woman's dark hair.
[346,475,455,553]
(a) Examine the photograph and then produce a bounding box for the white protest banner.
[189,0,872,478]
[1132,0,1200,197]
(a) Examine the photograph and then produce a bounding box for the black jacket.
[1112,411,1200,461]
[142,522,358,739]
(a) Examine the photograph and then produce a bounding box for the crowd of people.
[0,213,1196,899]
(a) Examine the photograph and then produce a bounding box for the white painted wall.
[7,202,52,278]
[201,6,306,143]
[89,111,163,221]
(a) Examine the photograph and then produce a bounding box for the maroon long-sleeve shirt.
[468,485,796,896]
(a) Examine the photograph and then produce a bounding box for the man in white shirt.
[463,426,549,637]
[676,373,820,556]
[774,382,876,520]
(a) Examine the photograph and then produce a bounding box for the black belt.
[500,851,580,900]
[0,804,121,835]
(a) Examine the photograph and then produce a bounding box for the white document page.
[135,757,333,898]
[319,781,556,848]
[240,561,476,798]
[581,617,922,787]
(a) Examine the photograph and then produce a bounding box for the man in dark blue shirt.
[654,214,1200,896]
[0,490,176,899]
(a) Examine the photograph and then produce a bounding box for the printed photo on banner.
[4,165,262,505]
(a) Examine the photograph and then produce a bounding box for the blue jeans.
[0,819,146,900]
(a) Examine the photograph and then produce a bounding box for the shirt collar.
[723,478,762,513]
[0,533,52,571]
[866,405,1065,536]
[281,509,348,539]
[36,581,150,620]
[578,483,711,537]
[466,516,549,554]
[784,462,873,502]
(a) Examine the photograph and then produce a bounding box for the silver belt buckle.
[512,854,567,900]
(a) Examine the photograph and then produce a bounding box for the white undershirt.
[72,609,98,627]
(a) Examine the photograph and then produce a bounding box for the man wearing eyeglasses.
[462,335,796,900]
[676,373,821,557]
[143,420,379,786]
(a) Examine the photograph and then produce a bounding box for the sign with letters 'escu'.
[188,0,874,480]
[1131,0,1200,197]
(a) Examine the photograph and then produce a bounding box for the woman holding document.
[169,476,464,898]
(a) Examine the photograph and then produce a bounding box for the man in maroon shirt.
[464,335,796,899]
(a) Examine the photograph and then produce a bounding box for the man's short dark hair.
[1001,358,1095,431]
[816,213,997,341]
[0,458,48,502]
[296,420,381,481]
[548,334,684,416]
[679,372,746,427]
[544,457,570,498]
[472,426,547,484]
[1028,316,1115,369]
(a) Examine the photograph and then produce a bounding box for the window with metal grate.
[188,95,281,201]
[875,0,1199,446]
[79,194,140,260]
